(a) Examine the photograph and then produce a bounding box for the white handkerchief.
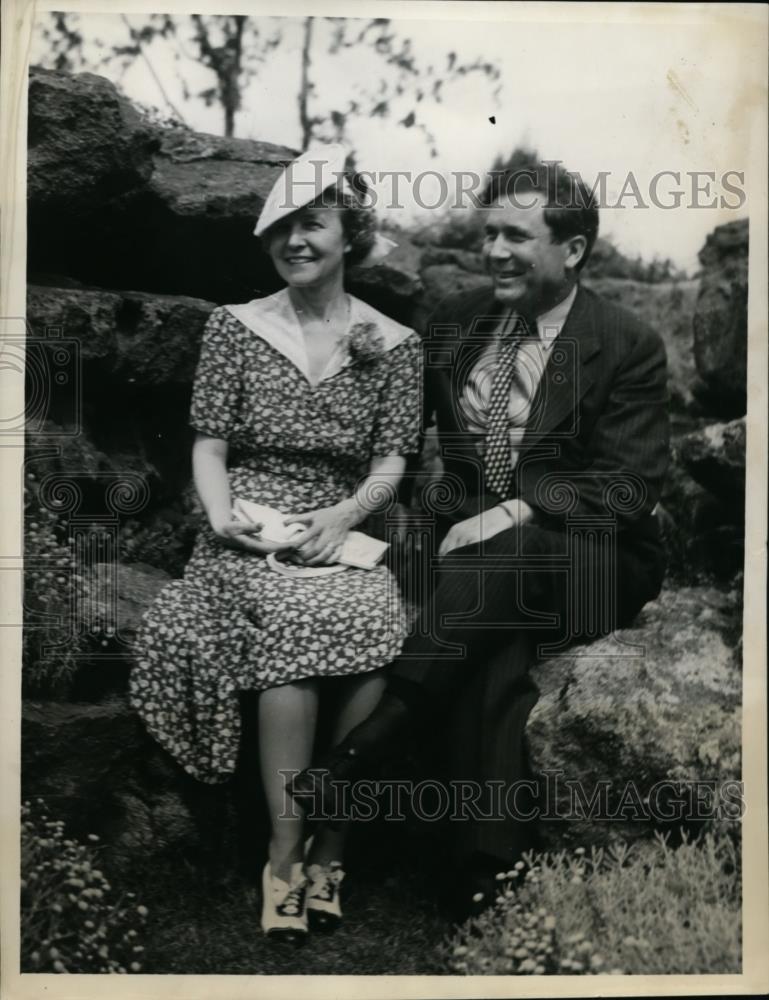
[232,498,389,569]
[232,499,304,545]
[339,531,389,570]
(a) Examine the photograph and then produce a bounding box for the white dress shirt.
[458,284,578,508]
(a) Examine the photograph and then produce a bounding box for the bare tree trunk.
[298,16,314,150]
[192,13,244,137]
[222,16,244,138]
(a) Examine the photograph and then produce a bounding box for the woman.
[129,145,421,943]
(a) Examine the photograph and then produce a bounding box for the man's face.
[481,192,580,314]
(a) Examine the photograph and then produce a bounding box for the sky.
[29,5,765,275]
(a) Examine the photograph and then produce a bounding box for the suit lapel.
[435,289,502,418]
[521,286,601,447]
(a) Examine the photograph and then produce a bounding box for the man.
[290,160,670,918]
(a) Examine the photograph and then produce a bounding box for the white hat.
[254,143,397,267]
[254,143,352,237]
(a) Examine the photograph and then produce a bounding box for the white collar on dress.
[226,288,413,385]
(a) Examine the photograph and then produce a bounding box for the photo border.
[2,1,767,997]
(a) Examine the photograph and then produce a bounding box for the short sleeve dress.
[129,290,422,783]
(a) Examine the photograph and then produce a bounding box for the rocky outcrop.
[28,67,295,305]
[26,285,217,509]
[27,69,157,213]
[528,585,742,848]
[27,284,216,386]
[658,418,746,581]
[584,278,700,413]
[691,219,748,419]
[677,418,746,506]
[21,697,244,872]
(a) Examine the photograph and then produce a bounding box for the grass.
[445,828,741,976]
[125,821,450,975]
[22,789,742,976]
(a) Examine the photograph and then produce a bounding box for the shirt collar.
[535,284,578,343]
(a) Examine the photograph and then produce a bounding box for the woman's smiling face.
[267,205,349,288]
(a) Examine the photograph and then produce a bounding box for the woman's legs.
[307,669,387,866]
[258,678,319,882]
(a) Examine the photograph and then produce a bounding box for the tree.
[34,12,281,137]
[33,13,501,152]
[295,16,501,154]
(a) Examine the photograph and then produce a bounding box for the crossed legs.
[258,671,386,880]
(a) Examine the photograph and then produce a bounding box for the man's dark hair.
[480,160,600,271]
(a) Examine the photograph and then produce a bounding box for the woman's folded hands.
[209,500,364,565]
[282,502,360,566]
[209,514,296,555]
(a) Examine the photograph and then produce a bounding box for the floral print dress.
[130,290,421,783]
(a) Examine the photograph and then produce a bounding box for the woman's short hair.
[319,176,379,266]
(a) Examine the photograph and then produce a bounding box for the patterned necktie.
[483,312,536,498]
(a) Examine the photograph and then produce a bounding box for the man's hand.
[438,500,534,556]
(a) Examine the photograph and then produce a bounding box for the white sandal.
[261,861,308,944]
[306,861,345,931]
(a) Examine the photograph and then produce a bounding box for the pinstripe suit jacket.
[422,282,670,569]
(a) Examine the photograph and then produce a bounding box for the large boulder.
[26,285,217,505]
[657,459,742,583]
[528,585,742,848]
[27,68,295,304]
[691,219,748,418]
[27,68,157,212]
[26,283,215,387]
[677,418,746,507]
[657,419,746,582]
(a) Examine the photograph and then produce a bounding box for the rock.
[657,457,741,583]
[24,419,162,521]
[94,561,172,643]
[119,503,198,579]
[27,284,216,386]
[27,68,295,303]
[21,696,239,873]
[584,278,699,413]
[347,263,423,327]
[692,219,748,418]
[660,420,746,582]
[26,285,217,507]
[528,585,742,848]
[655,415,745,583]
[697,218,750,270]
[27,68,157,213]
[677,418,746,505]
